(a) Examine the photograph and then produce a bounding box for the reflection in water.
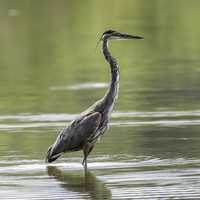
[47,166,112,200]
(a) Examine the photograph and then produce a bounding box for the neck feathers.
[102,39,119,106]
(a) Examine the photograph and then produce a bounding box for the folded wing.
[46,112,101,162]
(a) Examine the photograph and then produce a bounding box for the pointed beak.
[116,33,143,40]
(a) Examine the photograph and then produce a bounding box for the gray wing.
[47,112,101,161]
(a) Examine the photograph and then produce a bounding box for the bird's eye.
[103,30,115,35]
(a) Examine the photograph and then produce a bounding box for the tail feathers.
[46,145,61,163]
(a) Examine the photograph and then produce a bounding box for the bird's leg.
[82,149,88,169]
[82,144,94,170]
[87,145,94,157]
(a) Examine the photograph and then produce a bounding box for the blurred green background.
[1,0,200,115]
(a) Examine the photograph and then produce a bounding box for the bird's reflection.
[47,166,111,200]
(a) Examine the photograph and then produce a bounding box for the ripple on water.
[0,156,200,199]
[1,110,200,130]
[49,82,109,91]
[2,109,200,121]
[0,156,200,174]
[1,110,200,198]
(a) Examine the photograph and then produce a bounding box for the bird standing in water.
[46,30,143,169]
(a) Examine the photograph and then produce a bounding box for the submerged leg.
[82,144,94,170]
[82,149,88,170]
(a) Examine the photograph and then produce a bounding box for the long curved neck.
[102,38,119,109]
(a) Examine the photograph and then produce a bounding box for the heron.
[46,30,143,169]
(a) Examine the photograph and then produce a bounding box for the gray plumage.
[46,30,143,169]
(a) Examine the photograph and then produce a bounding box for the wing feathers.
[46,112,101,163]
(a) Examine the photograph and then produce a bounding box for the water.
[1,0,200,199]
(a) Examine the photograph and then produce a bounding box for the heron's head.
[101,29,143,41]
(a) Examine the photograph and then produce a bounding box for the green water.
[1,0,200,199]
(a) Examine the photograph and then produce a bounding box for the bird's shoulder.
[59,111,102,141]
